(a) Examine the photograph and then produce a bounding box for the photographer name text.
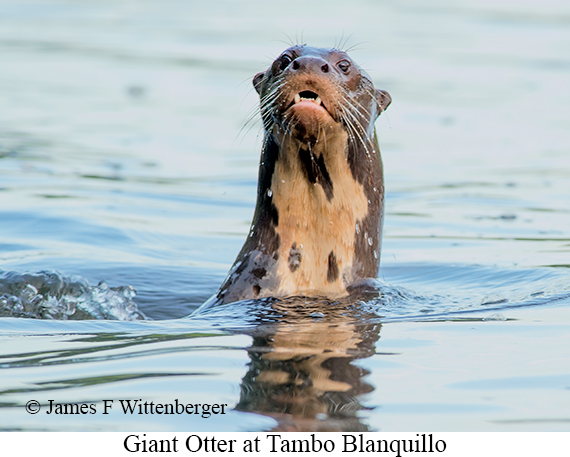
[25,399,226,418]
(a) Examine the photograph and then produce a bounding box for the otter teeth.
[294,93,322,106]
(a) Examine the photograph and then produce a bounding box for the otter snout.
[289,56,331,75]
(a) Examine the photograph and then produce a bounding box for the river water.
[1,0,569,431]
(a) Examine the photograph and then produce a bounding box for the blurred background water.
[0,0,569,431]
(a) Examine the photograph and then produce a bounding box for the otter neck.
[248,124,380,298]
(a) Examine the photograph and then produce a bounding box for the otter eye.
[337,60,351,73]
[280,54,293,71]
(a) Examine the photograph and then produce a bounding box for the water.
[1,0,570,431]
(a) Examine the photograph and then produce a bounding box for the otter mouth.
[290,90,328,112]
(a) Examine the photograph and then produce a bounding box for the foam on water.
[0,270,145,321]
[2,263,569,325]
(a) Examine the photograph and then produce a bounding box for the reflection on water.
[235,301,381,431]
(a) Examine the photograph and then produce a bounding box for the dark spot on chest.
[251,268,267,279]
[327,251,339,282]
[268,201,279,226]
[288,242,302,272]
[299,147,334,201]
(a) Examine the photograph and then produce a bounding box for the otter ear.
[375,89,391,114]
[252,72,265,95]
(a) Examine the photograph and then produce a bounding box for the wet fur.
[197,45,391,310]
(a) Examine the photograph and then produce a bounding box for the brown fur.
[196,45,391,311]
[270,132,369,296]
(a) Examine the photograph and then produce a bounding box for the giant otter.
[198,45,391,311]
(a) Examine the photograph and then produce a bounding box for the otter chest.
[268,136,370,297]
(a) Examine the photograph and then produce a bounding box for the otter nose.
[291,56,330,74]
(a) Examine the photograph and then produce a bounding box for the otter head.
[252,45,391,148]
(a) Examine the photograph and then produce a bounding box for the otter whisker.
[336,97,375,158]
[337,87,373,121]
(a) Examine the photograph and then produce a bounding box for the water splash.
[0,270,146,320]
[2,264,570,324]
[193,266,570,327]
